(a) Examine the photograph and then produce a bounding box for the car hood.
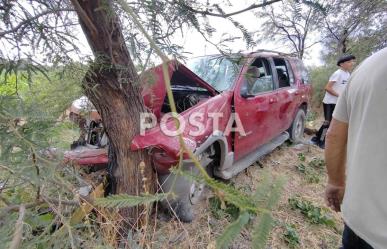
[131,91,233,158]
[141,60,218,118]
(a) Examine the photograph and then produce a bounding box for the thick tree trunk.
[71,0,155,228]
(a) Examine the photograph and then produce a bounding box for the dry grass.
[150,134,343,248]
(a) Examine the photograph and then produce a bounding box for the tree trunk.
[71,0,155,229]
[337,29,348,54]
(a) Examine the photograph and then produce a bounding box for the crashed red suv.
[65,50,311,222]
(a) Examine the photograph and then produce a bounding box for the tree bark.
[71,0,155,229]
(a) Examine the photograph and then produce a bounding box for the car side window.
[273,58,293,88]
[241,58,274,96]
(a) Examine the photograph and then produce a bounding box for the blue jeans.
[341,224,373,249]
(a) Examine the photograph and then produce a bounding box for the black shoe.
[318,141,325,149]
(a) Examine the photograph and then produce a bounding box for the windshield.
[186,55,243,91]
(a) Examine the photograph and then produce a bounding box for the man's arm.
[325,81,339,97]
[325,118,348,211]
[325,118,348,185]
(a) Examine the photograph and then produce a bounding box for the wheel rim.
[189,182,205,205]
[294,114,305,140]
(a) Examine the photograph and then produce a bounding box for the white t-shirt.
[322,69,351,104]
[333,47,387,249]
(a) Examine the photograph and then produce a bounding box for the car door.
[233,57,279,160]
[271,57,300,131]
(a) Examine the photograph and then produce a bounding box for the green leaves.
[95,193,168,209]
[176,167,285,249]
[288,197,335,227]
[251,213,274,249]
[296,155,325,184]
[283,223,300,248]
[252,174,286,249]
[216,212,250,249]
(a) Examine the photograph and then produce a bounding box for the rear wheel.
[288,109,306,143]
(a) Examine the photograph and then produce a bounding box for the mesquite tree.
[70,0,156,224]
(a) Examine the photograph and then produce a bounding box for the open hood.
[141,60,218,118]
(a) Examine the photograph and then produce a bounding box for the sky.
[68,0,324,67]
[1,0,323,67]
[171,1,324,67]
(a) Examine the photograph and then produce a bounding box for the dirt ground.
[149,117,344,249]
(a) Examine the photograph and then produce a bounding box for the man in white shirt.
[325,47,387,249]
[311,55,356,148]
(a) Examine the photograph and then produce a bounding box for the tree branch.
[69,0,98,39]
[325,18,339,41]
[9,205,25,249]
[177,0,281,18]
[0,8,74,37]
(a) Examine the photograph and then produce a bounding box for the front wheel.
[288,109,306,143]
[158,153,213,222]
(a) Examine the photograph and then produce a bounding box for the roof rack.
[252,49,296,57]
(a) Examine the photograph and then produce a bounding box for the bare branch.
[176,0,281,18]
[9,205,25,249]
[325,18,339,41]
[0,8,74,37]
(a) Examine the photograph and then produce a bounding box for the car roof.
[191,50,299,61]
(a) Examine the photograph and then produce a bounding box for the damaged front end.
[64,58,232,173]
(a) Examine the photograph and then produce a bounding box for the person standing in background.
[311,55,356,148]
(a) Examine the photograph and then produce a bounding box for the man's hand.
[325,183,345,212]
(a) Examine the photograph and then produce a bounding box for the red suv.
[65,50,311,222]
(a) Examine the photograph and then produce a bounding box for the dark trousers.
[341,224,374,249]
[314,103,336,145]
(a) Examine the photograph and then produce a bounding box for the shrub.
[288,197,335,227]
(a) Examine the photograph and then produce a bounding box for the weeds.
[306,111,318,122]
[295,156,325,184]
[288,197,335,227]
[309,157,325,169]
[297,153,306,162]
[283,223,300,248]
[209,196,240,221]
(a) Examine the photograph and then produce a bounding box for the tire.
[158,152,213,222]
[288,109,306,143]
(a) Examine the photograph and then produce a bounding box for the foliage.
[215,212,250,249]
[305,110,318,122]
[95,193,168,209]
[209,196,240,221]
[296,163,320,183]
[309,157,325,169]
[251,212,274,249]
[297,153,306,162]
[283,223,300,248]
[257,0,325,58]
[309,64,337,106]
[175,167,285,249]
[296,155,325,183]
[321,0,387,56]
[0,65,94,248]
[288,197,335,227]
